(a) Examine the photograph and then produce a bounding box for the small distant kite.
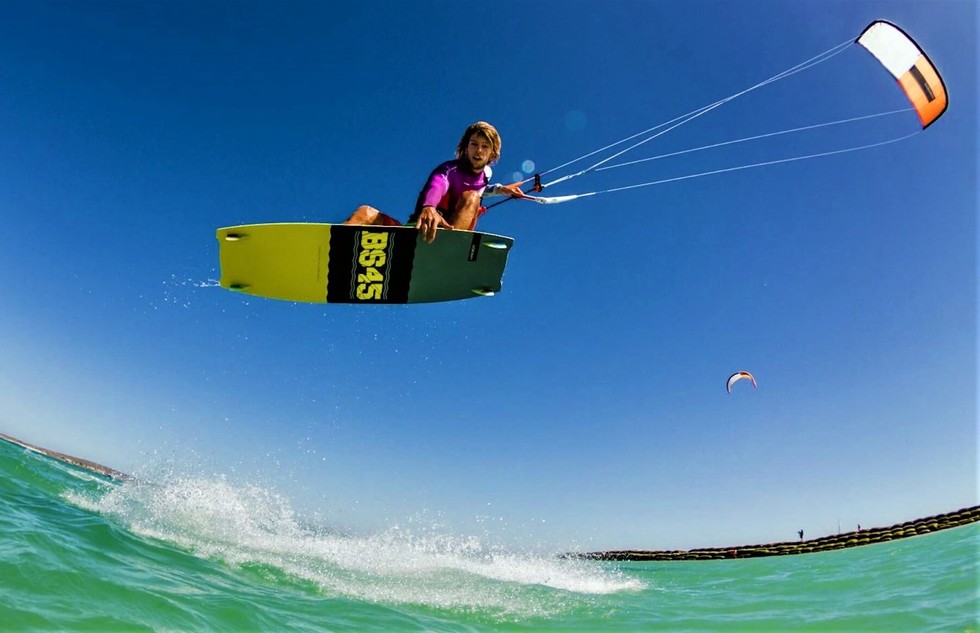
[727,371,758,394]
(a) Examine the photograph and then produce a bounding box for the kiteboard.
[216,223,515,304]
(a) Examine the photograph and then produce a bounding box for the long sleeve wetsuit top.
[408,159,492,224]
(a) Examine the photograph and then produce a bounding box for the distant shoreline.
[0,432,129,481]
[3,431,975,559]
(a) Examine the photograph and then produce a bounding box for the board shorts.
[374,212,403,227]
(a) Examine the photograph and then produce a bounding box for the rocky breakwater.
[576,505,980,561]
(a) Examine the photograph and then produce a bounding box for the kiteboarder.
[344,121,526,243]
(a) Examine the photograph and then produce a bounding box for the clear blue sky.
[0,0,975,551]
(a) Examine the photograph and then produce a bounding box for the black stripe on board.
[468,232,482,262]
[326,226,416,303]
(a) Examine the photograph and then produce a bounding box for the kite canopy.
[857,20,947,128]
[727,371,757,394]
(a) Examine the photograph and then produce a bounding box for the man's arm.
[485,182,528,198]
[414,168,453,243]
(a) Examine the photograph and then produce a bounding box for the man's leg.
[448,191,482,231]
[344,205,383,225]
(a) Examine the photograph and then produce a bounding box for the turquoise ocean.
[1,438,976,632]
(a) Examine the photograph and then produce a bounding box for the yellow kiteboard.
[216,223,515,304]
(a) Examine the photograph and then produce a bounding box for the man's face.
[464,133,493,171]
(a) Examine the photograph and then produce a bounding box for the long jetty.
[576,505,980,561]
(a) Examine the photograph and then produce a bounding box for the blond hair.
[456,121,501,164]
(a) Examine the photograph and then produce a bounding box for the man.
[344,121,525,243]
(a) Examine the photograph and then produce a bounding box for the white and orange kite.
[857,20,947,129]
[727,371,758,394]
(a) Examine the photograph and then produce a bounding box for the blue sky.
[0,0,975,551]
